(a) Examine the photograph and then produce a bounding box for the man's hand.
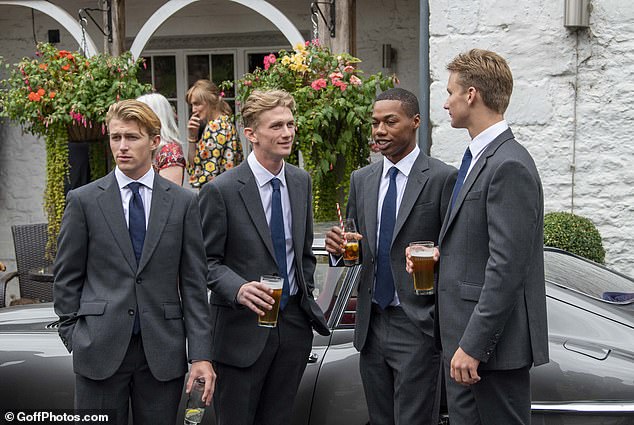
[405,246,440,274]
[186,360,216,406]
[325,225,362,256]
[450,347,481,386]
[236,281,275,315]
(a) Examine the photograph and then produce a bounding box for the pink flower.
[329,72,343,82]
[243,80,252,86]
[220,91,225,98]
[343,65,355,73]
[305,40,310,46]
[334,80,347,91]
[312,39,320,46]
[350,75,362,86]
[263,53,276,70]
[311,78,327,90]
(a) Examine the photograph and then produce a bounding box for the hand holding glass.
[409,241,435,295]
[342,218,361,266]
[258,275,284,327]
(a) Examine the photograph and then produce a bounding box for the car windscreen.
[544,250,634,304]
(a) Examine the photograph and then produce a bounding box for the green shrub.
[544,212,605,264]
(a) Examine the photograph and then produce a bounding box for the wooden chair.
[0,223,53,307]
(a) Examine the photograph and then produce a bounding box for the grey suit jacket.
[347,152,457,351]
[199,161,329,368]
[436,128,549,370]
[53,172,212,381]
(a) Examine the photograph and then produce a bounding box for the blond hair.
[447,49,513,114]
[186,79,233,116]
[106,99,161,138]
[241,89,295,129]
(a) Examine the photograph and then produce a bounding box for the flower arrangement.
[1,43,150,256]
[225,40,396,221]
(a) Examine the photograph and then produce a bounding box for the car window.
[544,250,634,304]
[314,254,347,321]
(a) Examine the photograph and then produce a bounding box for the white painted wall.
[429,0,634,274]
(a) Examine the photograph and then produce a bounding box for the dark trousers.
[360,304,442,425]
[213,296,313,425]
[75,334,184,425]
[443,357,531,425]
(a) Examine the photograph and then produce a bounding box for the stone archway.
[0,0,99,56]
[130,0,304,59]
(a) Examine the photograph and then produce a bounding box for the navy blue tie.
[270,178,290,309]
[450,147,473,211]
[375,167,398,309]
[127,182,145,334]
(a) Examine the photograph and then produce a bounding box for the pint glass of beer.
[258,275,284,327]
[342,218,361,266]
[409,241,435,295]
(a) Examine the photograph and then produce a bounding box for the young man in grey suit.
[325,88,457,425]
[198,89,329,425]
[409,49,549,425]
[53,100,215,425]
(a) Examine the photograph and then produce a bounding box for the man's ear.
[244,127,257,145]
[412,113,421,130]
[150,135,160,150]
[467,86,477,105]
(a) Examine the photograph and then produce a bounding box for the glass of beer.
[409,241,436,295]
[258,275,284,327]
[342,218,361,267]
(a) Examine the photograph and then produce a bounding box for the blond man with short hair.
[54,99,215,425]
[199,89,329,425]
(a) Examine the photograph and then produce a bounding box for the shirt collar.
[247,151,287,188]
[382,144,420,178]
[115,166,155,190]
[468,120,508,158]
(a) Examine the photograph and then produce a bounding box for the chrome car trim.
[329,265,361,329]
[532,401,634,413]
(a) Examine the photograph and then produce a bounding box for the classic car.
[0,243,633,425]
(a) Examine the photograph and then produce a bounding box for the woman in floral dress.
[186,79,243,188]
[137,93,186,185]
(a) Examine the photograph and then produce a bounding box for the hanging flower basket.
[0,43,151,258]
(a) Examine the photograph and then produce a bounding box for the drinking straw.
[336,202,345,238]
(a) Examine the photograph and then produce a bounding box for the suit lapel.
[364,162,382,257]
[286,166,306,261]
[137,176,173,273]
[237,163,277,260]
[440,129,514,242]
[97,173,136,273]
[393,153,429,242]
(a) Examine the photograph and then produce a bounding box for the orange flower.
[49,91,56,99]
[62,64,70,71]
[38,63,48,71]
[58,50,70,58]
[37,88,45,96]
[28,91,41,101]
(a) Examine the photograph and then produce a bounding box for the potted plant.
[1,43,151,257]
[225,40,396,221]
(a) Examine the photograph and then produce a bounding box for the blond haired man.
[409,49,548,425]
[199,89,329,425]
[54,99,215,425]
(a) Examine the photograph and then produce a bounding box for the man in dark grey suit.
[325,88,457,425]
[425,49,549,425]
[54,100,215,425]
[199,89,329,425]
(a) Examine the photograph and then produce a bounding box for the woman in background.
[186,79,242,188]
[137,93,186,185]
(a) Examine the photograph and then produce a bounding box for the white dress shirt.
[247,152,298,296]
[115,166,154,229]
[373,145,421,306]
[465,120,509,177]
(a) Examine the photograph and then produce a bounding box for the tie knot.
[388,167,399,180]
[463,148,473,161]
[128,182,142,195]
[270,178,281,191]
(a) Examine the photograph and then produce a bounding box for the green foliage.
[223,40,396,220]
[544,212,606,264]
[0,43,151,256]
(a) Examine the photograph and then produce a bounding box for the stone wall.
[429,0,634,275]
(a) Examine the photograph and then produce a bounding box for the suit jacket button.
[128,309,135,316]
[136,278,142,284]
